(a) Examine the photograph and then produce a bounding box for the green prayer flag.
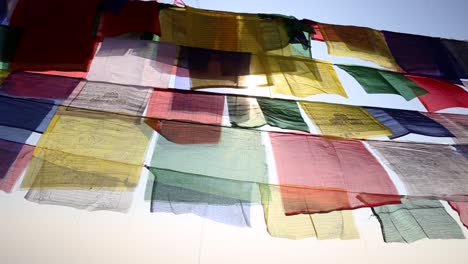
[338,65,427,101]
[257,98,309,132]
[373,199,465,243]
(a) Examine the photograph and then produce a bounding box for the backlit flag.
[269,132,400,215]
[320,23,400,70]
[406,74,468,112]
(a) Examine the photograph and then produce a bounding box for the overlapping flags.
[0,0,467,243]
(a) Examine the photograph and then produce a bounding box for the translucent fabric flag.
[25,189,134,212]
[146,89,225,125]
[449,201,468,228]
[256,98,309,132]
[9,0,100,71]
[303,20,324,41]
[227,96,267,128]
[0,70,9,83]
[149,168,252,227]
[372,199,465,243]
[260,185,359,240]
[337,65,427,101]
[319,23,400,70]
[367,141,468,199]
[0,96,57,133]
[300,102,391,139]
[365,108,454,139]
[97,1,160,39]
[147,120,222,145]
[87,38,176,87]
[268,56,347,98]
[65,81,152,116]
[0,71,80,102]
[454,144,468,158]
[159,6,292,55]
[257,13,314,57]
[0,140,34,192]
[269,132,400,215]
[21,107,153,190]
[441,39,468,79]
[150,123,268,186]
[405,75,468,112]
[177,46,269,89]
[0,25,20,70]
[382,31,460,80]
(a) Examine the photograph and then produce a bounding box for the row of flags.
[0,0,467,243]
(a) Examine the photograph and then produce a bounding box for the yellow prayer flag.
[260,185,359,240]
[268,56,348,98]
[22,107,153,190]
[300,102,392,138]
[160,7,292,55]
[0,70,9,83]
[320,23,400,70]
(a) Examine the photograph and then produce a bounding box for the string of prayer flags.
[260,185,359,240]
[422,113,468,143]
[256,98,309,132]
[0,140,34,192]
[97,0,160,39]
[9,0,100,71]
[21,107,153,190]
[372,199,465,243]
[337,65,427,101]
[365,107,454,138]
[300,101,392,138]
[159,6,292,55]
[449,201,468,228]
[269,132,400,215]
[146,89,225,125]
[87,38,176,87]
[0,71,80,102]
[227,96,267,128]
[268,56,347,98]
[367,141,468,198]
[319,23,400,70]
[382,31,461,80]
[405,75,468,112]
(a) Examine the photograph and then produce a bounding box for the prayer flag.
[373,199,465,243]
[338,64,427,101]
[300,102,391,138]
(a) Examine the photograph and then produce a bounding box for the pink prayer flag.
[449,201,468,228]
[146,89,225,125]
[269,132,400,214]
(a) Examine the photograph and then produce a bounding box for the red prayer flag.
[449,201,468,228]
[269,132,400,214]
[406,75,468,112]
[97,1,160,39]
[146,89,225,125]
[9,0,100,72]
